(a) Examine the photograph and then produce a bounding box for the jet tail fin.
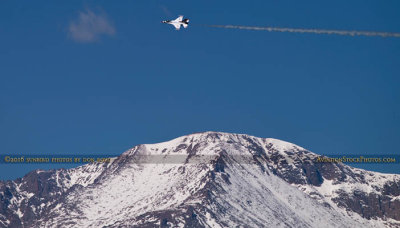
[182,19,189,29]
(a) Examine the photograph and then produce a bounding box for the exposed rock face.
[0,132,399,227]
[263,144,400,224]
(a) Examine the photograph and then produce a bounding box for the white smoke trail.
[206,25,400,38]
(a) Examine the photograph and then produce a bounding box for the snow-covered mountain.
[0,132,399,227]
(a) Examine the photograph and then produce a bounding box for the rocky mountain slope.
[0,132,399,227]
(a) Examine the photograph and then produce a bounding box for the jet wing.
[173,16,183,22]
[172,23,181,30]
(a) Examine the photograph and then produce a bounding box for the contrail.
[205,24,400,38]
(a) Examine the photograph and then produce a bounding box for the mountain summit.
[1,132,399,227]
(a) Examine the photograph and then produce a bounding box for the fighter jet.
[162,15,189,30]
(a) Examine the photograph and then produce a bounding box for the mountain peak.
[1,132,399,227]
[141,131,304,155]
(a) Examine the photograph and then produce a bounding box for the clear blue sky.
[1,0,399,180]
